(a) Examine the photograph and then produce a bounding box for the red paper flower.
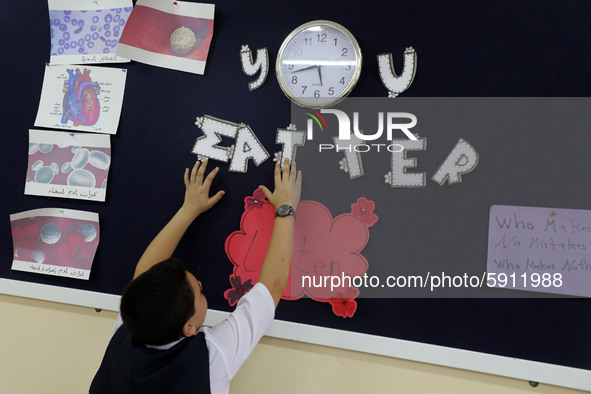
[224,275,254,306]
[244,189,267,211]
[329,287,359,318]
[350,197,378,227]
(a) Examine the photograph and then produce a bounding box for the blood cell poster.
[10,208,100,280]
[48,0,133,65]
[25,129,111,202]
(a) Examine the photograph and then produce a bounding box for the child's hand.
[259,158,302,210]
[182,160,225,219]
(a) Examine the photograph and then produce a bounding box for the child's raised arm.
[258,159,303,306]
[133,160,225,279]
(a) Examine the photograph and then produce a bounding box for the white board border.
[0,279,589,392]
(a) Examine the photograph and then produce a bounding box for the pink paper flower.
[224,275,254,307]
[244,189,267,211]
[351,197,378,227]
[329,287,359,318]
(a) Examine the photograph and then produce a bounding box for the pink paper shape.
[225,190,376,317]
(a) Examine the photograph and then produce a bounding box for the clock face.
[276,20,362,108]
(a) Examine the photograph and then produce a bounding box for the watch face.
[276,20,362,108]
[277,204,292,216]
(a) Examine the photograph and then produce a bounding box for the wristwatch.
[275,204,295,219]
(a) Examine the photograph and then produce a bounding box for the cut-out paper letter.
[334,132,364,179]
[432,138,479,185]
[229,125,270,173]
[385,137,427,187]
[378,47,417,98]
[275,124,305,166]
[192,115,238,162]
[240,45,269,91]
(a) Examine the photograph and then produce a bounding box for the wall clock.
[276,20,362,108]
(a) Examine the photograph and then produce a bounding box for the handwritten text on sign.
[487,205,591,297]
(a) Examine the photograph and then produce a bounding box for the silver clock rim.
[275,20,362,109]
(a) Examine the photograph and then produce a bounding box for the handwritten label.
[487,205,591,297]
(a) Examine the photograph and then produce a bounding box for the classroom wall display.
[47,0,133,65]
[2,1,591,391]
[10,208,99,280]
[25,129,111,202]
[34,64,127,134]
[117,0,214,75]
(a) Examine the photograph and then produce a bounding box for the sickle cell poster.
[34,64,127,134]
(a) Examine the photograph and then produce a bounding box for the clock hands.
[316,65,323,86]
[291,65,323,86]
[292,65,318,73]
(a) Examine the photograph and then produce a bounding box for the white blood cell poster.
[34,64,127,134]
[116,0,214,75]
[48,0,133,65]
[25,130,111,202]
[10,208,100,280]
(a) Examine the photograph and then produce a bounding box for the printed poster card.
[10,208,100,280]
[117,0,214,75]
[48,0,133,64]
[34,64,127,134]
[25,129,111,202]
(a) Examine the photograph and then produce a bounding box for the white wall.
[0,294,586,394]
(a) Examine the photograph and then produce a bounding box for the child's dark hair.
[120,258,195,346]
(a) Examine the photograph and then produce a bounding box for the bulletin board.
[1,1,590,390]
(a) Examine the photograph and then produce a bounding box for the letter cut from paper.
[377,47,417,98]
[34,64,127,134]
[26,129,111,202]
[117,0,214,75]
[487,205,591,297]
[192,115,270,173]
[334,132,364,179]
[431,138,479,185]
[275,124,306,167]
[224,192,378,318]
[10,208,100,280]
[385,137,427,187]
[240,45,269,91]
[48,0,133,65]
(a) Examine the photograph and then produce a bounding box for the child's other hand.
[259,159,302,210]
[182,160,225,218]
